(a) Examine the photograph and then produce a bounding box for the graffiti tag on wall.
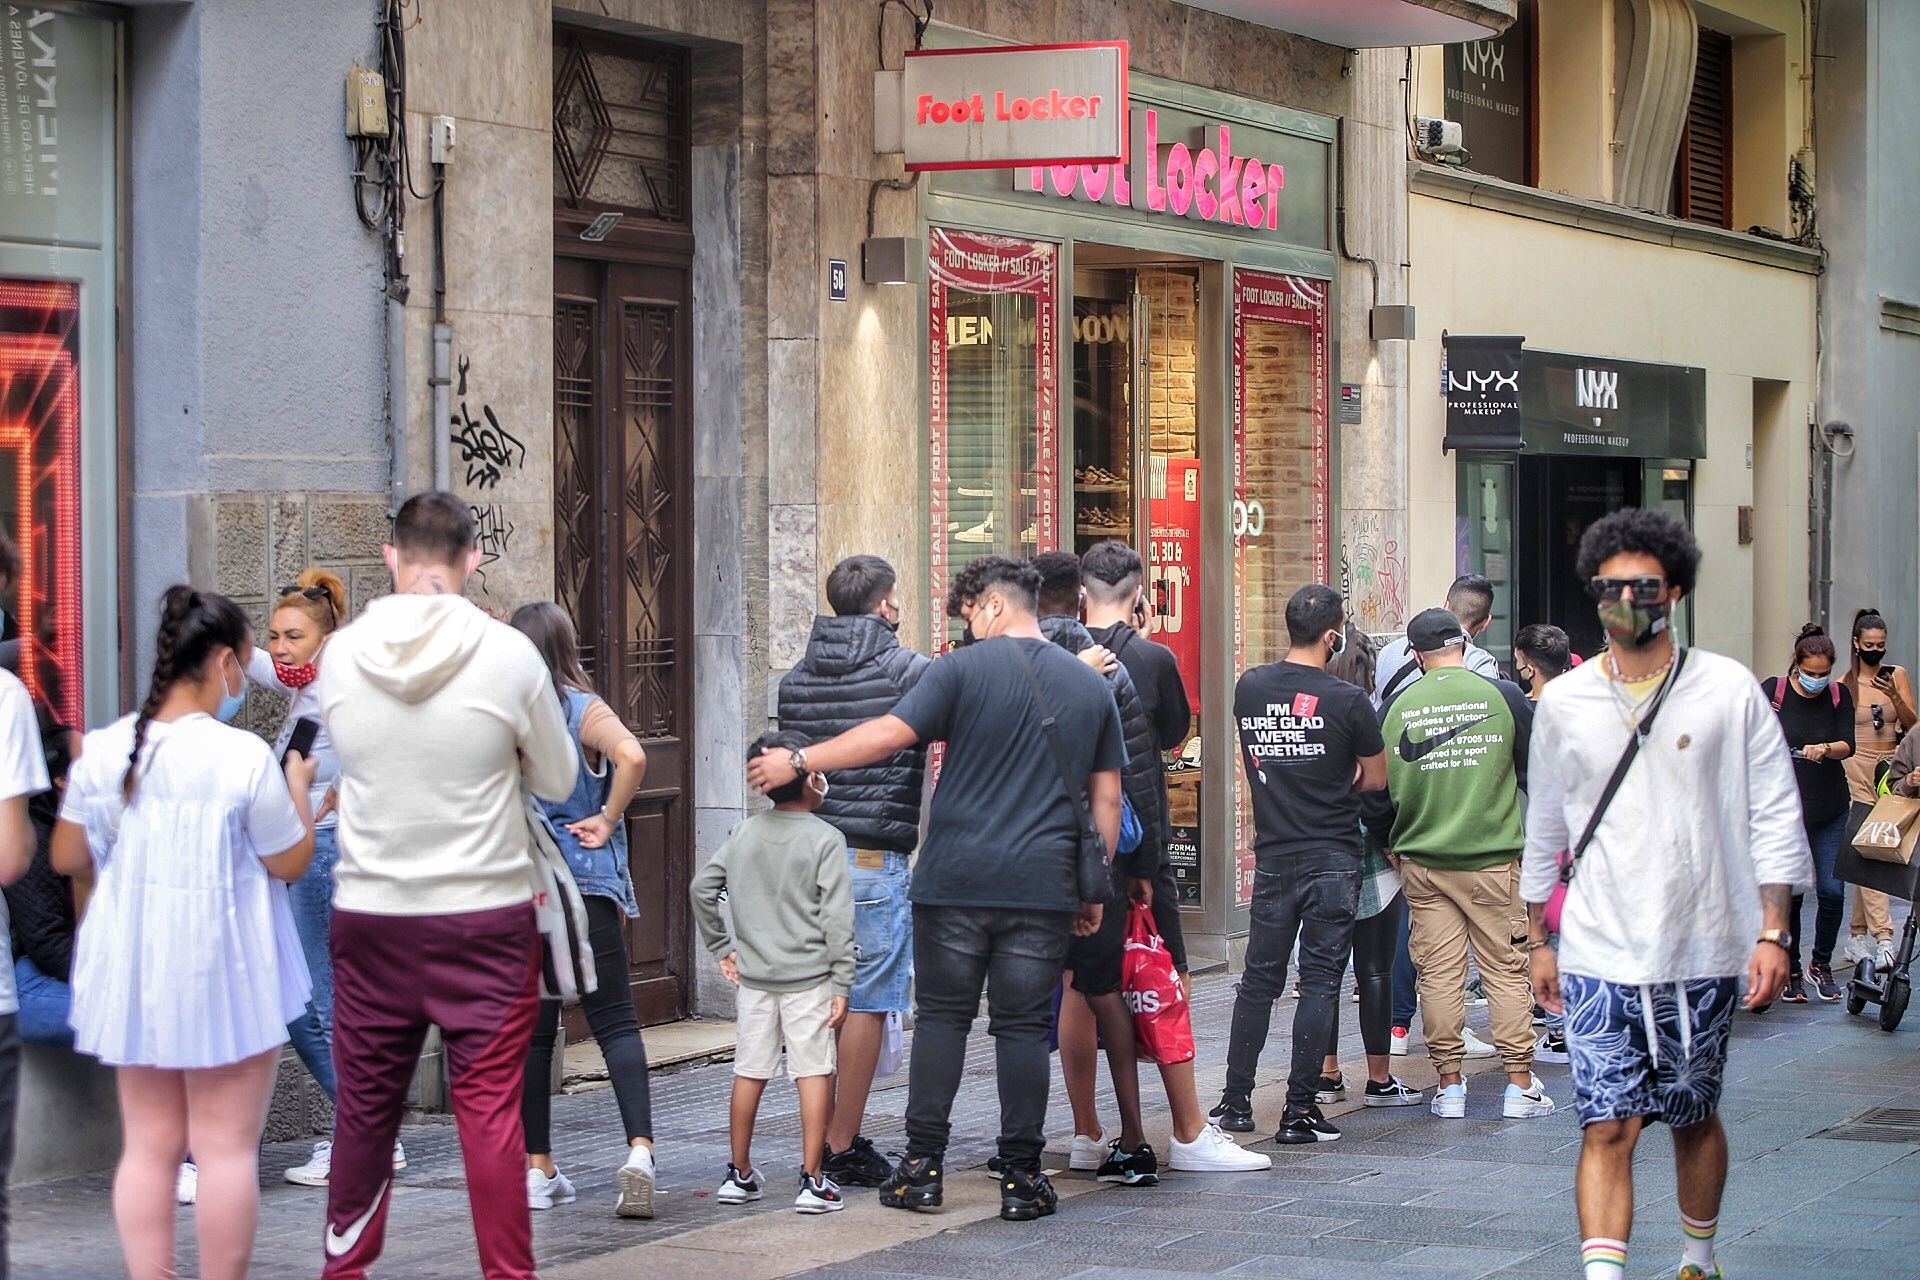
[1340,510,1407,633]
[449,355,526,491]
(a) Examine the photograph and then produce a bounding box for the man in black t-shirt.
[1218,584,1387,1146]
[748,556,1125,1223]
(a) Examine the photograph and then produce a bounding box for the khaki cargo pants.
[1400,858,1535,1077]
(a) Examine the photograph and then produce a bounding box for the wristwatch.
[787,747,809,776]
[1757,928,1790,952]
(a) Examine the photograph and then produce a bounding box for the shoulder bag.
[525,784,597,1000]
[1542,647,1690,934]
[1012,642,1115,904]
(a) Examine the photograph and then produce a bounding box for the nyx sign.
[1442,333,1526,452]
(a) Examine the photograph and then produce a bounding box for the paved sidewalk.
[11,960,1920,1278]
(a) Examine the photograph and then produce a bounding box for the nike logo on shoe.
[324,1179,389,1258]
[1398,714,1490,763]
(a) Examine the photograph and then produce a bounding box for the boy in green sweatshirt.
[1375,609,1551,1122]
[691,732,855,1214]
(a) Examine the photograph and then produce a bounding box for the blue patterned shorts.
[1560,973,1739,1129]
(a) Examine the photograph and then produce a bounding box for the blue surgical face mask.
[1796,670,1832,696]
[216,655,247,723]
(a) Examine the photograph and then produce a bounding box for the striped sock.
[1582,1237,1628,1278]
[1682,1211,1719,1267]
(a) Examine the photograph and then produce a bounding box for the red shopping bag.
[1121,903,1195,1065]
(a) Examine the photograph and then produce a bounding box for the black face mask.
[1858,646,1887,666]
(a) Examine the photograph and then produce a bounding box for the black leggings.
[1325,892,1405,1061]
[522,895,654,1151]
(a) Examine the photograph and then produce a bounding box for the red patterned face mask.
[274,660,319,690]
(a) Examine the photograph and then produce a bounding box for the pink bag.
[1541,849,1574,935]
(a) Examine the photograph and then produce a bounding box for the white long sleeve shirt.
[1520,648,1812,986]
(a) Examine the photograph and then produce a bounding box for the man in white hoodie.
[314,492,575,1280]
[1523,509,1807,1280]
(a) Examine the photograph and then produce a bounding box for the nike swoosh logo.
[1398,714,1491,763]
[324,1178,389,1258]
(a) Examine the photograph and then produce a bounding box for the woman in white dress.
[51,585,316,1280]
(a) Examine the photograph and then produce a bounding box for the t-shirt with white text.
[1234,661,1384,859]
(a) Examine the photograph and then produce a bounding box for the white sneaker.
[285,1140,333,1187]
[392,1141,407,1172]
[175,1162,198,1206]
[1502,1074,1556,1119]
[615,1145,656,1219]
[1878,942,1898,973]
[1389,1026,1409,1057]
[1168,1122,1272,1172]
[526,1166,577,1211]
[1462,1028,1498,1058]
[1533,1031,1571,1065]
[1068,1129,1108,1172]
[1431,1083,1467,1119]
[1841,934,1871,966]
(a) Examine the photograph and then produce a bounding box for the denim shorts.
[850,852,913,1013]
[1561,973,1739,1129]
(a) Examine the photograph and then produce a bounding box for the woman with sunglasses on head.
[241,569,405,1190]
[50,587,316,1280]
[1839,609,1914,968]
[511,602,658,1218]
[1761,624,1855,1003]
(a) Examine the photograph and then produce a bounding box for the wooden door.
[553,254,694,1025]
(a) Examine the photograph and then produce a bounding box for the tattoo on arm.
[1759,883,1791,927]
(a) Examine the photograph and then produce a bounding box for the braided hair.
[124,586,251,802]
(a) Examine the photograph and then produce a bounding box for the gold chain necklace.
[1605,650,1672,729]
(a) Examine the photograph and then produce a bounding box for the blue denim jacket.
[535,689,638,917]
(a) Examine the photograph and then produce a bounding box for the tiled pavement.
[12,956,1920,1278]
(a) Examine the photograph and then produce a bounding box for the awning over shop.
[1179,0,1512,48]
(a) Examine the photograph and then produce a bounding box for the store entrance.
[1515,455,1642,659]
[1071,248,1204,902]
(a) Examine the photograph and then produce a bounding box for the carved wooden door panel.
[553,254,693,1025]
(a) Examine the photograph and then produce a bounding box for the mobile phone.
[283,716,319,765]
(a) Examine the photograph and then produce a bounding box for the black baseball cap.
[1407,607,1468,654]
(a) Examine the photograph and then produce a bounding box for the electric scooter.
[1846,903,1915,1032]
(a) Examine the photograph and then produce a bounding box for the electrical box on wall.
[346,64,388,138]
[430,116,457,164]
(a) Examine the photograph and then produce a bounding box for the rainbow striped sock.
[1582,1237,1628,1278]
[1682,1211,1719,1267]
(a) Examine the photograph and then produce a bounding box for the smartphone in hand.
[283,717,319,766]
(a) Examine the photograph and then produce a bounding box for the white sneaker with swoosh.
[324,1179,389,1259]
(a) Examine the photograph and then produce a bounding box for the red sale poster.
[1146,457,1201,717]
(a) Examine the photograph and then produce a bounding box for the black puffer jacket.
[1040,615,1163,879]
[778,615,932,853]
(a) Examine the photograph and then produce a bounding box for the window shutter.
[1674,29,1734,229]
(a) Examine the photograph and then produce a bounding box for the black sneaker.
[998,1166,1059,1222]
[1531,1002,1549,1026]
[1313,1073,1347,1104]
[1810,965,1843,1002]
[822,1135,892,1188]
[1782,975,1809,1004]
[1362,1077,1423,1107]
[1209,1093,1255,1133]
[1095,1141,1160,1186]
[1274,1104,1341,1145]
[877,1153,943,1212]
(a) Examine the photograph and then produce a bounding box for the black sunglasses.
[278,583,338,620]
[1587,575,1666,605]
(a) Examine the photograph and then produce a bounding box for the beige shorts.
[734,980,838,1079]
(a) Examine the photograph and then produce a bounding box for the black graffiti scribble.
[451,402,526,491]
[470,503,515,589]
[456,353,471,397]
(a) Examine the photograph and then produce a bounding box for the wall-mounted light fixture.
[1370,304,1415,341]
[862,236,920,286]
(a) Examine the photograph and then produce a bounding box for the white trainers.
[1878,942,1898,973]
[1168,1122,1273,1172]
[1502,1074,1556,1119]
[1389,1026,1410,1056]
[1431,1083,1467,1119]
[1462,1028,1498,1058]
[175,1162,198,1206]
[285,1140,333,1187]
[392,1141,407,1172]
[616,1145,656,1219]
[1533,1030,1571,1065]
[1068,1129,1108,1172]
[526,1166,577,1210]
[1841,934,1872,966]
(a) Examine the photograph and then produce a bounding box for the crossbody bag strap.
[1380,655,1422,708]
[1561,647,1691,883]
[1012,643,1099,839]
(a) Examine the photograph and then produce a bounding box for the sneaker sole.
[794,1198,846,1214]
[716,1189,762,1205]
[1313,1092,1347,1105]
[1503,1103,1556,1119]
[284,1170,330,1188]
[1210,1116,1256,1133]
[879,1188,943,1211]
[1274,1130,1338,1145]
[1000,1201,1057,1221]
[615,1166,655,1219]
[1431,1105,1466,1119]
[1364,1093,1424,1107]
[528,1192,577,1210]
[1096,1170,1161,1186]
[1168,1152,1273,1172]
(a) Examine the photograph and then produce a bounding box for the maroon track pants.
[321,902,541,1279]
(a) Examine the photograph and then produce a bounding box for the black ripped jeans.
[1225,847,1361,1111]
[521,895,654,1151]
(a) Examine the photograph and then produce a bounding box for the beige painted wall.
[1408,193,1815,667]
